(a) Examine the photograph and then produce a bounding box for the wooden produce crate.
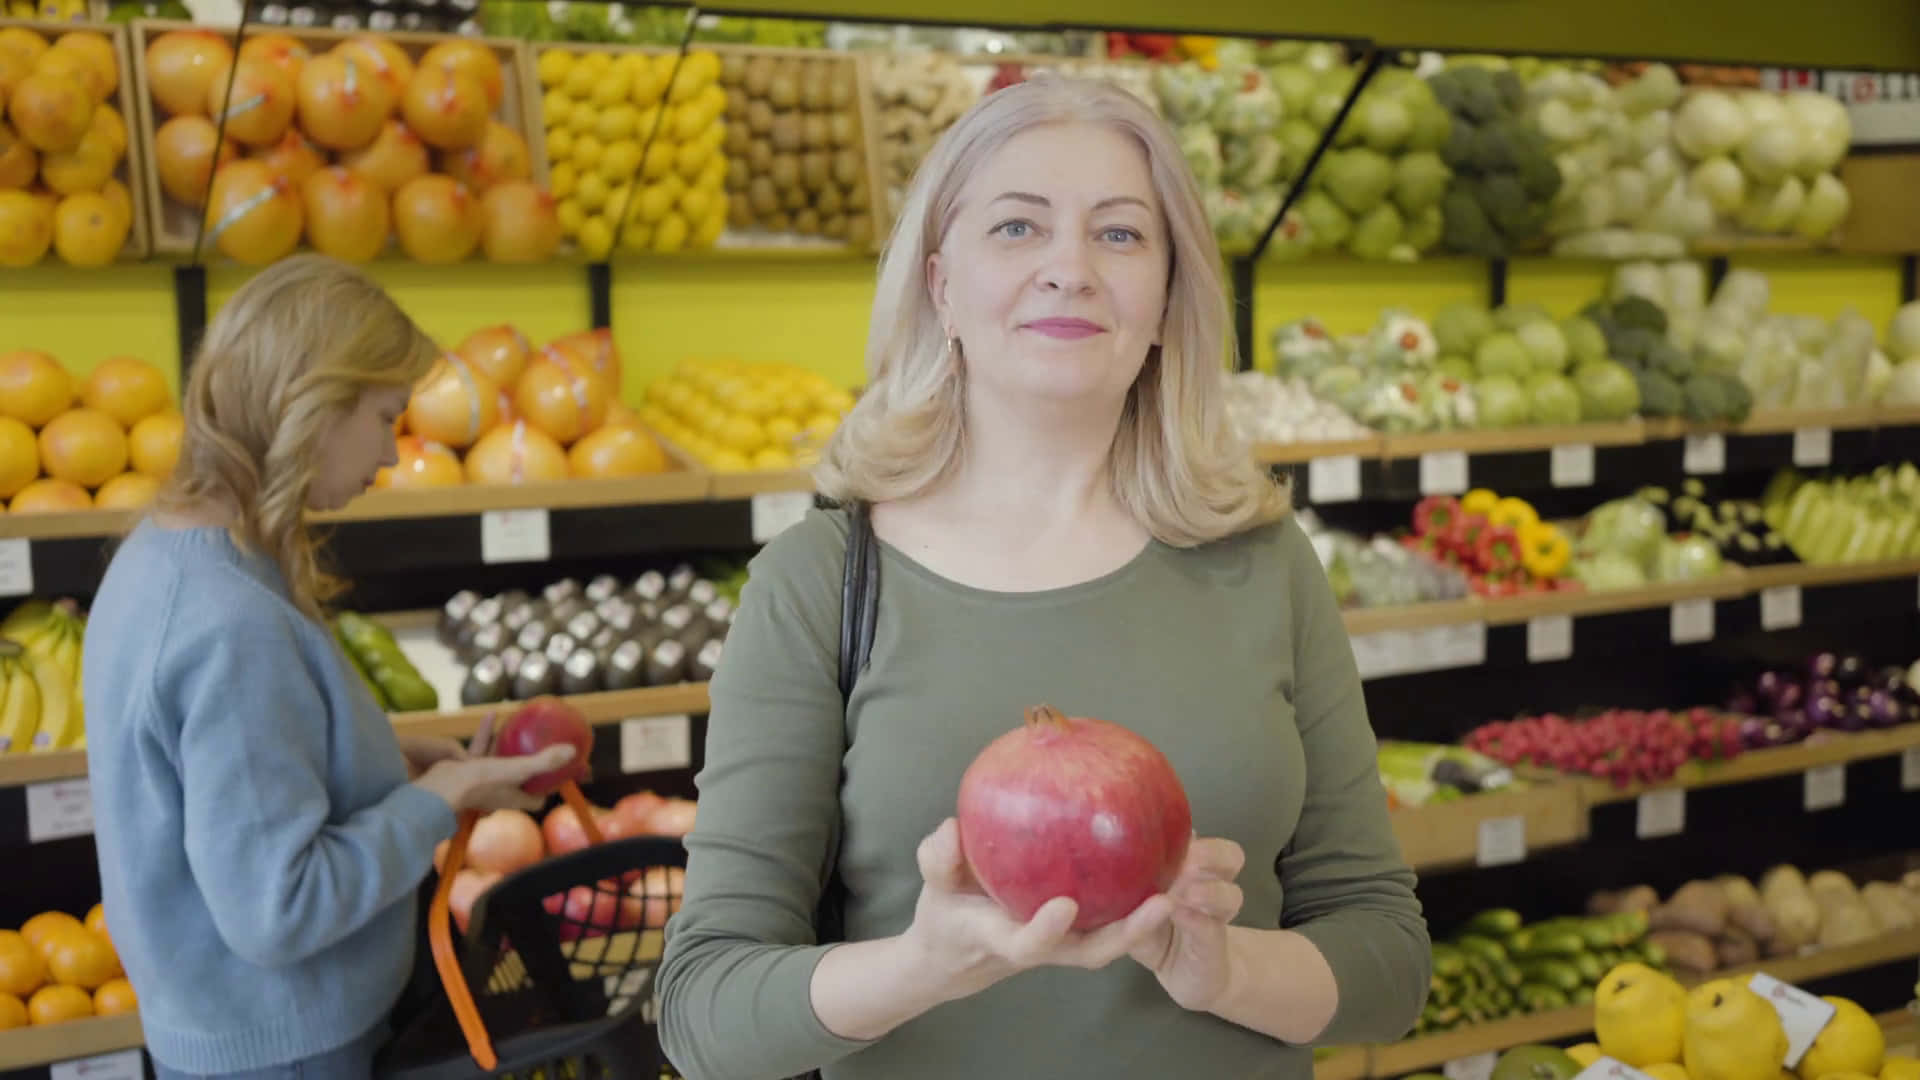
[0,16,152,262]
[128,20,542,261]
[519,40,888,258]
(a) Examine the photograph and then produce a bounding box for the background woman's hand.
[396,734,469,779]
[902,818,1175,1004]
[411,744,576,814]
[1129,836,1247,1011]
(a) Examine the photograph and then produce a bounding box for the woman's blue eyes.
[991,220,1143,245]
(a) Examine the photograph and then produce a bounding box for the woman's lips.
[1022,318,1106,340]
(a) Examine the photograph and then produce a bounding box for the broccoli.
[1683,373,1754,423]
[1452,67,1504,124]
[1426,70,1465,115]
[1474,174,1535,237]
[1441,117,1479,172]
[1636,368,1685,417]
[1722,373,1754,422]
[1610,295,1670,335]
[1473,119,1525,173]
[1649,340,1694,380]
[1516,147,1563,203]
[1493,68,1526,113]
[1441,185,1501,256]
[1611,326,1665,368]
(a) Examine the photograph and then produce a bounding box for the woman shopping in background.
[83,255,576,1080]
[657,75,1431,1080]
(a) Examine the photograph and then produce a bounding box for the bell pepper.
[1412,494,1461,537]
[1461,488,1500,519]
[1489,495,1540,534]
[1519,520,1572,580]
[1478,524,1524,578]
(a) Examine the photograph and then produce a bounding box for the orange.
[0,992,26,1030]
[92,978,135,1016]
[46,927,120,990]
[83,903,106,938]
[20,911,82,956]
[0,930,44,997]
[27,983,92,1024]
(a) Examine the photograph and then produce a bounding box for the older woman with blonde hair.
[657,75,1430,1079]
[83,254,575,1080]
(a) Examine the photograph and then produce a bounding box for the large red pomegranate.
[494,696,592,795]
[956,704,1191,932]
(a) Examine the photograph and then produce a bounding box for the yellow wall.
[0,264,184,395]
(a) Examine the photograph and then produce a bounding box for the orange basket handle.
[429,809,498,1072]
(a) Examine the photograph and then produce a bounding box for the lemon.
[556,198,586,237]
[630,64,663,108]
[632,183,673,224]
[620,221,654,253]
[598,139,641,183]
[549,160,578,200]
[695,153,728,193]
[673,138,712,181]
[562,62,598,101]
[677,186,714,224]
[604,183,634,222]
[578,216,615,259]
[591,67,633,108]
[545,126,575,163]
[817,388,855,414]
[568,102,600,136]
[763,415,800,447]
[594,104,638,143]
[639,139,675,182]
[633,104,664,140]
[752,446,793,470]
[542,89,573,129]
[571,134,605,172]
[692,208,726,249]
[722,416,766,454]
[804,413,839,442]
[576,172,611,212]
[710,449,751,473]
[536,49,574,88]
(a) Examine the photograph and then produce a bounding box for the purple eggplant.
[1737,714,1774,749]
[1870,665,1907,693]
[1774,706,1813,743]
[1807,692,1848,729]
[1865,689,1903,729]
[1775,681,1805,714]
[1834,654,1868,688]
[1756,669,1790,706]
[1807,651,1839,682]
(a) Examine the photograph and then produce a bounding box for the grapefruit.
[10,477,90,512]
[418,40,504,109]
[0,994,24,1031]
[438,120,529,193]
[337,118,427,192]
[0,417,36,498]
[0,28,50,68]
[392,173,481,263]
[406,352,498,448]
[480,181,561,263]
[204,55,295,147]
[86,102,127,158]
[300,166,389,263]
[92,979,136,1017]
[94,471,158,509]
[376,435,463,488]
[0,120,36,187]
[8,70,92,152]
[128,410,184,477]
[569,423,670,478]
[0,51,28,116]
[465,420,568,485]
[0,931,42,999]
[330,37,413,100]
[84,904,106,938]
[253,128,323,186]
[38,407,127,488]
[236,32,309,83]
[81,356,169,426]
[454,324,531,388]
[514,350,610,445]
[98,177,132,233]
[203,159,302,265]
[0,349,72,425]
[401,64,487,151]
[296,49,394,152]
[51,191,126,268]
[0,188,53,267]
[30,50,103,108]
[49,32,117,99]
[153,115,239,207]
[26,984,91,1025]
[38,128,116,194]
[546,329,622,392]
[19,912,83,955]
[44,928,120,991]
[145,30,232,119]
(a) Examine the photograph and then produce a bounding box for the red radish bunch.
[1463,706,1745,788]
[957,704,1192,933]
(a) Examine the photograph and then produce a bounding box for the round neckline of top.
[866,527,1166,606]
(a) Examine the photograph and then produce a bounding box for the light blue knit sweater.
[83,522,457,1074]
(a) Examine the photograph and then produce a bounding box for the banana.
[0,648,40,756]
[28,635,79,751]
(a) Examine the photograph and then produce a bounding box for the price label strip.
[1444,1052,1498,1080]
[1636,788,1686,839]
[1903,746,1920,792]
[51,1049,144,1080]
[0,537,30,598]
[1749,972,1838,1068]
[1307,454,1362,504]
[1670,598,1715,644]
[1792,427,1833,468]
[620,714,693,775]
[1526,614,1573,663]
[1804,763,1846,811]
[1419,450,1469,496]
[26,778,93,844]
[1476,815,1526,867]
[1550,443,1596,488]
[1572,1059,1661,1080]
[1760,585,1803,631]
[480,509,552,565]
[1350,623,1487,681]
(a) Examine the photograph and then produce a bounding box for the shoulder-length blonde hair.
[813,73,1288,546]
[152,254,437,621]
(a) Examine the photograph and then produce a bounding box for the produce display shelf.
[1390,781,1587,872]
[1367,927,1920,1076]
[1316,1048,1370,1080]
[1472,574,1754,627]
[0,1012,143,1073]
[1577,722,1920,806]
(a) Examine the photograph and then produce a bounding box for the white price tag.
[0,538,30,597]
[1444,1052,1498,1080]
[751,491,813,543]
[1636,788,1686,838]
[1550,443,1596,488]
[1669,598,1715,644]
[1792,427,1833,467]
[1525,614,1574,663]
[1306,454,1362,503]
[1418,450,1469,496]
[1475,815,1526,867]
[620,714,693,775]
[1903,746,1920,791]
[1572,1059,1661,1080]
[26,779,93,844]
[1760,585,1803,630]
[1748,972,1838,1068]
[480,509,551,564]
[1683,433,1726,474]
[1804,763,1846,811]
[1350,623,1486,681]
[50,1049,143,1080]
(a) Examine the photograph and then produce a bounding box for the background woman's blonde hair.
[813,73,1288,547]
[152,254,437,621]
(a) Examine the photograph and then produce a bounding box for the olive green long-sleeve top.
[656,508,1431,1079]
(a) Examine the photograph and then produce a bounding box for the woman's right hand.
[901,817,1175,1003]
[411,744,576,814]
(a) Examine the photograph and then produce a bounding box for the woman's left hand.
[396,734,471,780]
[1130,836,1247,1011]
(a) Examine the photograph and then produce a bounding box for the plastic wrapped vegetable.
[1175,124,1224,187]
[1211,67,1283,137]
[1366,310,1439,369]
[1223,133,1286,190]
[1153,63,1225,125]
[1271,317,1341,379]
[1205,188,1264,256]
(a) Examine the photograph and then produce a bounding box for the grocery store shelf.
[0,1012,143,1072]
[1391,782,1587,872]
[323,473,711,521]
[1380,421,1648,459]
[1316,1048,1370,1080]
[1579,722,1920,806]
[1475,575,1752,626]
[1369,927,1920,1076]
[1257,438,1386,467]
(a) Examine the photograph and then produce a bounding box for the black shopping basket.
[376,835,688,1080]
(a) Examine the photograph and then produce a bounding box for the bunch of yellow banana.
[0,600,87,754]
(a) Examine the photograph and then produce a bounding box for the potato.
[1861,882,1915,932]
[727,195,754,229]
[743,57,773,97]
[747,138,773,173]
[767,61,799,109]
[763,209,791,232]
[793,207,820,235]
[820,212,847,239]
[768,153,800,191]
[799,151,828,190]
[1650,880,1729,937]
[770,112,802,153]
[747,176,778,216]
[815,184,843,216]
[801,113,829,150]
[747,99,774,136]
[719,52,748,88]
[724,125,751,156]
[831,149,863,189]
[1647,930,1718,974]
[1715,874,1763,910]
[1807,870,1859,903]
[827,67,856,109]
[1817,897,1880,948]
[725,93,749,122]
[781,184,809,211]
[1716,927,1760,968]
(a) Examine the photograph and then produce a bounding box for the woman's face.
[928,120,1170,411]
[307,385,409,512]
